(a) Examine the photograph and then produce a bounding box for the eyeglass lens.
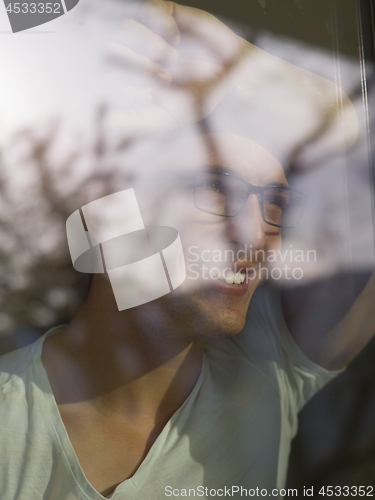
[195,173,304,228]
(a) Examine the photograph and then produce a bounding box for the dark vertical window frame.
[357,0,375,251]
[330,0,375,263]
[287,0,375,490]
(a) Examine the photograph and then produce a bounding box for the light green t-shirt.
[0,286,342,499]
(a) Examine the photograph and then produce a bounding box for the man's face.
[134,132,286,339]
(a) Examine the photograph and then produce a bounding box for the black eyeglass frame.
[193,171,306,228]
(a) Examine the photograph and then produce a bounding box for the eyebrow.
[206,165,290,189]
[264,181,290,189]
[206,164,237,176]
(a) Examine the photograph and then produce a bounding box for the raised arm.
[281,271,375,370]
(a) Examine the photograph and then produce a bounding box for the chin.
[163,284,252,340]
[200,302,249,339]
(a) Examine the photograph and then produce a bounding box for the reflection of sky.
[0,0,374,282]
[0,0,118,140]
[0,0,364,140]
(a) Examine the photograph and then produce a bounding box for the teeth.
[234,272,243,284]
[219,270,245,284]
[224,270,235,283]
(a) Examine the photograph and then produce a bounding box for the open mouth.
[217,270,246,284]
[207,268,250,297]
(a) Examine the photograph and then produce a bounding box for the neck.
[43,274,205,419]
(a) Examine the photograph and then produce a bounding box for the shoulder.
[0,326,61,391]
[0,343,35,390]
[0,342,37,434]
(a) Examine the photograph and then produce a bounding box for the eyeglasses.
[194,171,305,228]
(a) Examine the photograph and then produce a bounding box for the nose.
[225,193,267,251]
